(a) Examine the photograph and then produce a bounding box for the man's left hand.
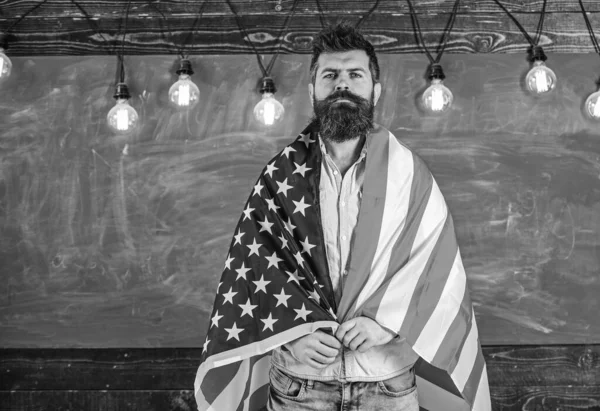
[335,316,396,353]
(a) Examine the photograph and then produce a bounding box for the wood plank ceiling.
[1,0,600,56]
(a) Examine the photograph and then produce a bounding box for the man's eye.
[350,73,362,78]
[323,73,334,79]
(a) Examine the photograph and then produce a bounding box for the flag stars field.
[238,298,258,318]
[258,216,274,234]
[224,322,244,342]
[298,133,315,148]
[235,263,251,281]
[260,313,278,332]
[276,178,293,197]
[293,304,312,321]
[265,197,280,212]
[210,310,224,329]
[265,161,278,177]
[273,288,291,307]
[293,196,311,216]
[253,181,264,197]
[246,239,262,257]
[252,275,270,294]
[281,146,296,158]
[265,252,283,269]
[300,236,316,255]
[277,233,289,249]
[293,162,311,177]
[222,287,238,305]
[233,229,245,245]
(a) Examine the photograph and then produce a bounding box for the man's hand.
[285,330,342,369]
[335,316,396,353]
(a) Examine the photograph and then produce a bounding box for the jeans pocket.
[377,368,417,398]
[269,367,306,401]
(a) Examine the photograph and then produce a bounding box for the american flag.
[194,123,491,411]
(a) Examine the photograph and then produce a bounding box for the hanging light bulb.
[0,34,12,83]
[253,77,285,126]
[421,64,453,113]
[168,58,200,109]
[525,46,557,95]
[106,83,139,135]
[584,83,600,120]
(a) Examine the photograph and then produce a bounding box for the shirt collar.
[318,132,370,163]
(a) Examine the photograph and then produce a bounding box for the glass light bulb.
[422,79,453,113]
[168,74,200,108]
[525,61,557,94]
[584,90,600,120]
[0,47,12,82]
[107,98,139,134]
[254,93,285,126]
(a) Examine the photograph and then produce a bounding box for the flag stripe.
[401,201,458,344]
[414,358,462,397]
[416,374,470,411]
[472,363,492,411]
[412,250,466,362]
[336,126,389,320]
[461,343,486,406]
[204,356,253,410]
[370,182,447,333]
[432,283,473,372]
[352,132,415,314]
[451,311,480,392]
[239,355,271,411]
[199,360,242,405]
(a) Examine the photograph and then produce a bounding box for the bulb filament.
[178,84,190,106]
[431,88,444,112]
[117,108,129,131]
[534,70,549,93]
[263,100,276,125]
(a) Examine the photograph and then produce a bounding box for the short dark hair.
[309,22,380,84]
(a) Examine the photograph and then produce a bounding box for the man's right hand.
[285,330,342,369]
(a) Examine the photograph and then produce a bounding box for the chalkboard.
[0,53,599,347]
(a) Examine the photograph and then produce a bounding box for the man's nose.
[335,78,349,90]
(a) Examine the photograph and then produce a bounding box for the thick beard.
[312,89,375,144]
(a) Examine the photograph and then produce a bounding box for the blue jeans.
[266,366,419,411]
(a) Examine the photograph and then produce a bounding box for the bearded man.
[194,22,490,411]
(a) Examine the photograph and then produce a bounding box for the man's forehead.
[316,50,370,71]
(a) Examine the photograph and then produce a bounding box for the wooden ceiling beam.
[1,0,600,55]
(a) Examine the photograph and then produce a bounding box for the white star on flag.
[224,322,244,341]
[293,162,312,177]
[202,337,210,353]
[211,310,224,328]
[233,229,245,246]
[222,287,238,305]
[300,236,316,255]
[235,263,251,281]
[298,133,315,148]
[294,251,305,267]
[274,288,291,307]
[266,198,280,212]
[294,303,312,321]
[285,269,305,285]
[252,275,271,294]
[224,254,234,270]
[242,204,255,221]
[313,279,325,289]
[258,216,274,234]
[307,289,320,303]
[265,252,283,269]
[265,161,278,178]
[293,196,311,216]
[278,233,289,249]
[238,298,258,318]
[284,217,296,234]
[276,178,293,197]
[260,313,278,332]
[246,239,262,257]
[281,146,296,158]
[253,181,264,197]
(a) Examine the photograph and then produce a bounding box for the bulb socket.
[260,77,277,94]
[427,64,446,81]
[176,59,194,76]
[0,33,9,50]
[529,46,547,62]
[113,82,131,100]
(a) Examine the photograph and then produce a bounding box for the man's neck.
[323,135,366,176]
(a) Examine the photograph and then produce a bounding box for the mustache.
[319,90,369,106]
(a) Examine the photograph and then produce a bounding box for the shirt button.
[333,170,338,176]
[341,201,346,207]
[342,235,347,241]
[343,270,348,276]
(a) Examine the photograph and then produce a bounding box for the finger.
[335,319,356,340]
[308,351,337,365]
[317,332,342,350]
[348,335,368,351]
[342,328,360,347]
[356,340,375,353]
[307,358,329,369]
[314,342,340,358]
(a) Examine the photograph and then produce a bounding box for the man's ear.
[373,82,382,106]
[308,83,314,108]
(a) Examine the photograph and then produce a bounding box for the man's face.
[309,50,382,143]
